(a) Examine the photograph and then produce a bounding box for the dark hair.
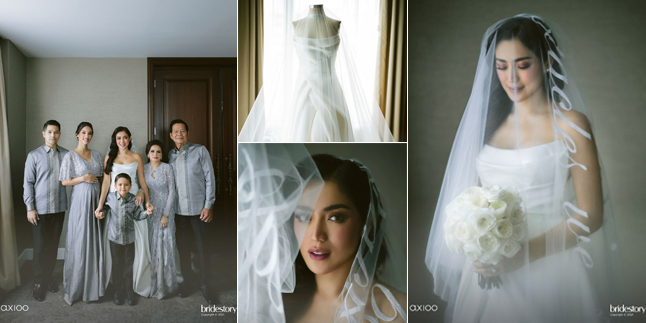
[43,120,61,132]
[484,16,564,144]
[169,119,189,133]
[145,139,164,162]
[105,126,132,175]
[114,173,132,185]
[75,122,93,139]
[285,154,387,320]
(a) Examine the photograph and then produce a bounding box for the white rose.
[489,200,508,219]
[500,239,522,258]
[479,251,503,265]
[493,219,513,239]
[476,232,500,254]
[469,209,497,234]
[510,207,526,225]
[463,242,482,261]
[511,224,527,241]
[483,184,504,202]
[445,232,463,255]
[460,187,489,210]
[455,221,477,243]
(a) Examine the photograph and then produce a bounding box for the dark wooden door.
[148,58,237,288]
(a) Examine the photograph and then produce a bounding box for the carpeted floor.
[0,260,237,323]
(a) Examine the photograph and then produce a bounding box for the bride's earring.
[545,68,551,73]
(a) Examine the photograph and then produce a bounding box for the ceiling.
[0,0,236,57]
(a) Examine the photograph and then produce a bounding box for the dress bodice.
[110,161,139,195]
[476,141,574,238]
[292,35,340,76]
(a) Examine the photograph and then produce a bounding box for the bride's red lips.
[308,248,330,260]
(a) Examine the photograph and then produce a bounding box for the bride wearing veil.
[425,15,622,323]
[238,144,406,322]
[239,1,394,142]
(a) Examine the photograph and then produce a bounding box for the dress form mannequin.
[292,4,341,38]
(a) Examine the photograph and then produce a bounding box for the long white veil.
[238,145,407,322]
[425,14,622,323]
[239,1,394,142]
[238,143,324,322]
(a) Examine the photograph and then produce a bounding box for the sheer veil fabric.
[238,144,407,322]
[425,14,622,323]
[238,1,394,142]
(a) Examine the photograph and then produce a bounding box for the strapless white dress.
[103,162,152,297]
[451,141,603,323]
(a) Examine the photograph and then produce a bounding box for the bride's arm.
[134,154,152,208]
[528,110,603,263]
[96,155,112,215]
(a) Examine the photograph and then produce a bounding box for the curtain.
[375,0,407,142]
[238,0,264,133]
[0,45,20,291]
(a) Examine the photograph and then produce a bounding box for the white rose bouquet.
[443,184,527,290]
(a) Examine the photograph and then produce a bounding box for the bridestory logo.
[200,304,237,317]
[610,304,646,317]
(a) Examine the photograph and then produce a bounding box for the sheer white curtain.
[0,45,20,292]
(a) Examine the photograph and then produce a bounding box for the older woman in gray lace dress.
[143,140,178,298]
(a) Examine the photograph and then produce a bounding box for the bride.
[238,3,394,142]
[425,15,622,323]
[238,145,406,322]
[95,126,154,303]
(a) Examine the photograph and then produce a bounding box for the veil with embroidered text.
[239,0,394,142]
[238,144,407,322]
[424,14,622,323]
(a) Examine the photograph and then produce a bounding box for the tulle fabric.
[425,14,622,323]
[237,145,407,322]
[238,2,393,142]
[238,144,324,322]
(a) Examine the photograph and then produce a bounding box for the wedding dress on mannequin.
[239,3,394,142]
[425,14,622,323]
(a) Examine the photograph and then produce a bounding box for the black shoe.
[177,284,191,298]
[126,291,137,306]
[33,284,45,302]
[201,285,217,305]
[113,291,124,305]
[47,281,58,293]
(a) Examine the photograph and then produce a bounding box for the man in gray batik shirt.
[23,120,69,301]
[168,119,216,304]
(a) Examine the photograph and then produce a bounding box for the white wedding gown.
[288,34,354,142]
[104,162,153,297]
[452,141,603,323]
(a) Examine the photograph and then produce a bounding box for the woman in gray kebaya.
[143,139,179,299]
[59,122,105,305]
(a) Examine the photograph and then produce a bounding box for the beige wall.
[25,58,147,247]
[408,0,646,320]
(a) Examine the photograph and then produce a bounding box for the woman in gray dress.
[59,122,105,304]
[143,140,178,299]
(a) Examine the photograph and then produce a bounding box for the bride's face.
[116,131,130,150]
[298,181,363,276]
[495,39,545,103]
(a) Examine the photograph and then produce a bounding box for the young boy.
[97,173,152,306]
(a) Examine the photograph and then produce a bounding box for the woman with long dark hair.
[238,145,407,322]
[59,122,104,305]
[425,15,622,323]
[95,126,153,304]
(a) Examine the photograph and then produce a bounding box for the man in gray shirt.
[168,119,216,304]
[23,120,69,301]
